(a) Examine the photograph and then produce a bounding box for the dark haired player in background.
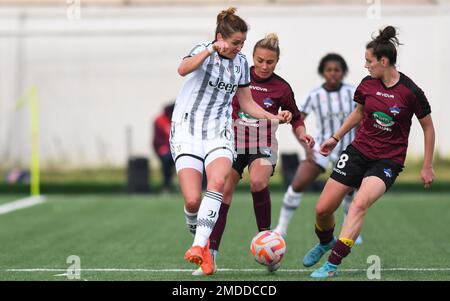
[274,53,362,245]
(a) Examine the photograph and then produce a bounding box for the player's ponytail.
[366,26,401,65]
[253,33,280,59]
[215,7,248,39]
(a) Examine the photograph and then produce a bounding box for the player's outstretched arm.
[236,86,289,123]
[294,125,315,149]
[320,104,364,156]
[418,114,435,189]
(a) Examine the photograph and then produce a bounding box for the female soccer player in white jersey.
[170,7,291,275]
[303,26,435,278]
[274,54,362,244]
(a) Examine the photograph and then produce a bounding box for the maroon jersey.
[352,72,431,165]
[232,67,304,149]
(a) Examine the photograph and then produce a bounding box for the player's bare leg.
[186,157,232,274]
[178,168,203,236]
[311,177,385,278]
[303,178,352,267]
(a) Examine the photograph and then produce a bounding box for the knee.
[207,176,226,192]
[350,197,369,215]
[184,195,201,212]
[249,178,267,192]
[222,190,232,205]
[315,203,334,219]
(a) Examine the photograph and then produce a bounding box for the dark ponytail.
[366,26,401,65]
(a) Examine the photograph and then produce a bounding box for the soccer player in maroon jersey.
[192,33,315,275]
[303,26,435,278]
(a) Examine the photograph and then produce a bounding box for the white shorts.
[311,142,342,171]
[169,121,236,174]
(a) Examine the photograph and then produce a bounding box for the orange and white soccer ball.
[250,230,286,266]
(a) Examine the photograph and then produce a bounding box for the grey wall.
[0,3,448,168]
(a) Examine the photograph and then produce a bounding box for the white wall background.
[0,3,449,168]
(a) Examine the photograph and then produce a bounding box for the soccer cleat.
[310,261,338,278]
[267,262,281,273]
[192,248,217,276]
[199,241,216,275]
[184,245,203,266]
[355,235,363,245]
[303,238,336,267]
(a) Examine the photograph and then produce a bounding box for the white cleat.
[355,235,363,245]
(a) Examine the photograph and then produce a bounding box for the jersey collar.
[322,83,343,92]
[380,72,403,90]
[250,66,274,83]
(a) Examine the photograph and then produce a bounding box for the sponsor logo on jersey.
[238,111,258,123]
[383,168,393,178]
[327,111,347,118]
[389,106,401,116]
[373,111,394,127]
[250,85,268,92]
[263,98,273,108]
[376,91,395,99]
[333,167,347,176]
[208,78,238,93]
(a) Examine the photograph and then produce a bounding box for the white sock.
[211,249,218,264]
[192,190,222,247]
[276,185,302,235]
[184,206,197,236]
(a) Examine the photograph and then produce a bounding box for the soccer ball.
[250,230,286,266]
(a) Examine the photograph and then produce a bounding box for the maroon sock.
[328,239,351,265]
[209,203,230,251]
[252,187,271,232]
[315,225,335,245]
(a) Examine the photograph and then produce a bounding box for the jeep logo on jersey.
[208,78,238,93]
[373,111,394,127]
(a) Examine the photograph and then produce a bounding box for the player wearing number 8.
[303,26,435,278]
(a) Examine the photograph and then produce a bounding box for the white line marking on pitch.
[2,267,450,276]
[0,195,46,215]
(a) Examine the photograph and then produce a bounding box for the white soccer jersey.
[172,41,251,139]
[300,83,357,157]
